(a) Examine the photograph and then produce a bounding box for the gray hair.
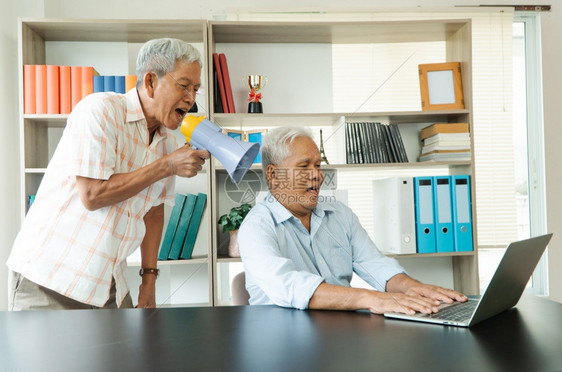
[261,126,314,172]
[136,38,202,87]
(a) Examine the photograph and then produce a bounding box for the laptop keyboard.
[424,300,478,321]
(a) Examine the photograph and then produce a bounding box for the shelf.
[210,19,469,44]
[129,256,209,267]
[23,114,68,125]
[218,251,475,263]
[18,17,477,307]
[25,168,47,174]
[214,161,471,172]
[322,161,472,169]
[213,110,470,128]
[21,18,206,43]
[384,251,476,259]
[217,256,242,263]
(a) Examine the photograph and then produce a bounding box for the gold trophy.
[247,75,267,113]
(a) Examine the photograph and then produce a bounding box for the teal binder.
[168,193,197,260]
[451,175,473,252]
[433,176,455,253]
[180,193,207,259]
[158,194,187,261]
[414,177,436,253]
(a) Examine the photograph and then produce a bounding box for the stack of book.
[92,75,137,94]
[158,192,207,261]
[212,53,235,113]
[418,123,471,162]
[24,64,137,115]
[345,122,408,164]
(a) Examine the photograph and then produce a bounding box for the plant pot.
[228,229,241,257]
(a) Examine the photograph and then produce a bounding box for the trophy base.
[248,102,263,114]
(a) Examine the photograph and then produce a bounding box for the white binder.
[372,177,417,254]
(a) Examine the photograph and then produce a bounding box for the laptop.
[384,233,552,327]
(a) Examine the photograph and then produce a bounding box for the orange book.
[35,65,48,114]
[59,66,72,114]
[23,65,36,114]
[125,75,137,92]
[46,65,60,114]
[71,66,82,109]
[81,66,97,99]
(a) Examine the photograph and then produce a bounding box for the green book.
[167,193,197,260]
[158,194,187,261]
[180,193,207,259]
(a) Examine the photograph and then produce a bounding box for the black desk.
[1,295,561,372]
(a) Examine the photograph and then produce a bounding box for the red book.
[59,66,72,114]
[70,66,82,109]
[23,65,36,114]
[46,65,60,114]
[35,65,48,114]
[219,53,236,113]
[213,53,229,113]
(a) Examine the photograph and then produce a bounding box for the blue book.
[451,175,474,252]
[433,176,455,253]
[115,75,126,94]
[413,177,436,253]
[93,75,104,93]
[180,193,207,259]
[103,75,115,92]
[158,194,187,261]
[168,194,197,260]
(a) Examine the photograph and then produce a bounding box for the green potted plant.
[218,203,252,257]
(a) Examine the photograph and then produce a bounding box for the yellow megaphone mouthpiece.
[179,115,260,183]
[181,115,206,143]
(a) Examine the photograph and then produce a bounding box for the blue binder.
[433,176,455,253]
[93,75,104,93]
[115,76,126,94]
[103,76,115,92]
[451,175,473,252]
[414,177,436,253]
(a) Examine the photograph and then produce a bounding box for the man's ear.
[144,72,156,98]
[265,164,276,184]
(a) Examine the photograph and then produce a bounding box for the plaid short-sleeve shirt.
[7,89,177,307]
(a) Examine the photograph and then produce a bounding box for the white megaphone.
[181,115,260,183]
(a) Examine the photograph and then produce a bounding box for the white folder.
[372,177,417,254]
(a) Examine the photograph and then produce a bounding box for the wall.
[0,0,45,310]
[539,9,562,303]
[1,0,560,309]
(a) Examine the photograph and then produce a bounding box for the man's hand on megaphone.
[167,145,210,178]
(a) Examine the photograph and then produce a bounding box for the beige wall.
[1,0,560,309]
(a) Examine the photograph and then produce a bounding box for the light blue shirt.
[238,193,406,310]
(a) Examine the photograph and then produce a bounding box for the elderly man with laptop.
[238,126,467,315]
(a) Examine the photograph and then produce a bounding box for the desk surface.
[1,295,561,372]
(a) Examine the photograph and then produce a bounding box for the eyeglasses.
[167,73,200,99]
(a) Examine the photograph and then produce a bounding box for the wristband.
[139,268,159,278]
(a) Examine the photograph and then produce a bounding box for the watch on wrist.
[139,268,159,278]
